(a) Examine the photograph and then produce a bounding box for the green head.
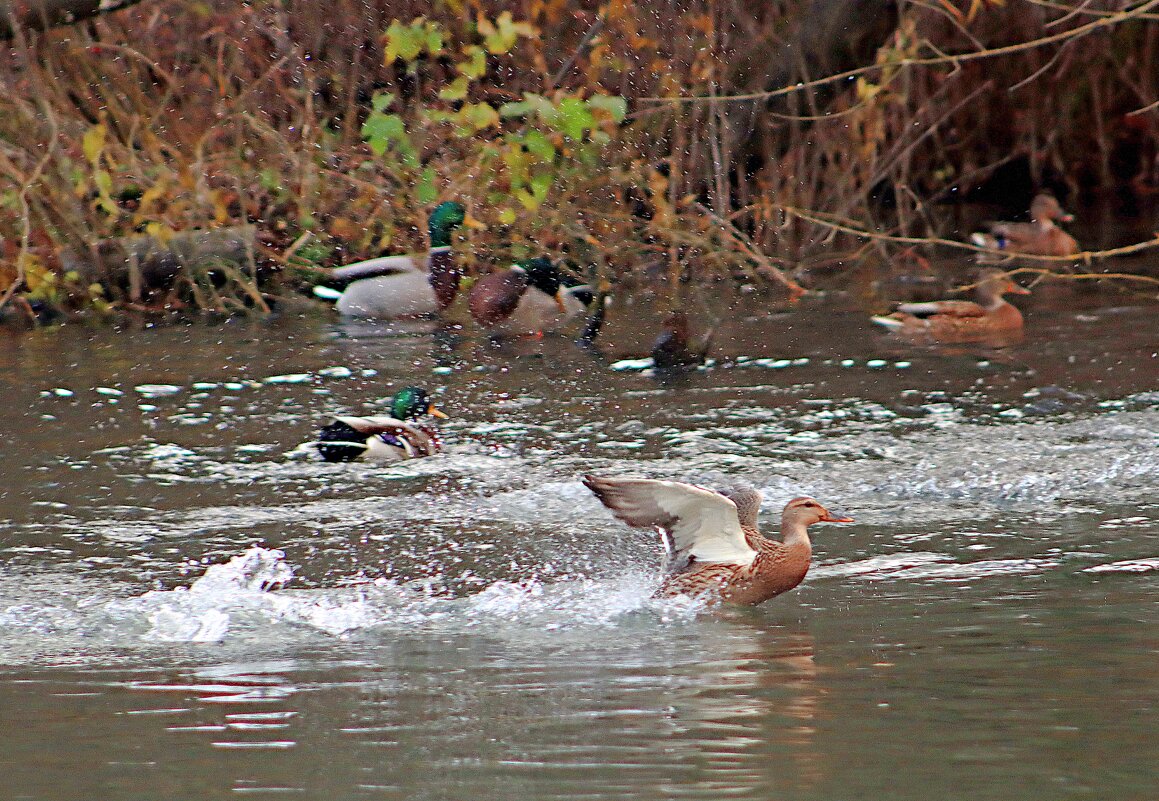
[428,201,467,248]
[391,386,447,421]
[518,256,561,296]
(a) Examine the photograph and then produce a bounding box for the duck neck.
[428,247,462,309]
[976,286,1006,311]
[780,518,812,553]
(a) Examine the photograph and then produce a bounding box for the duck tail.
[870,315,905,330]
[970,232,1007,250]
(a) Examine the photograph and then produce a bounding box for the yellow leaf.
[82,124,107,166]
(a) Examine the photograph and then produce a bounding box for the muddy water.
[0,285,1156,800]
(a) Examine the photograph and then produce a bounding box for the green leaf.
[417,167,438,203]
[439,76,471,101]
[361,112,402,155]
[497,207,517,225]
[499,99,535,118]
[361,112,416,165]
[384,20,421,62]
[503,147,530,187]
[521,129,556,161]
[93,169,113,196]
[514,188,537,210]
[423,24,444,56]
[482,11,533,54]
[459,45,487,79]
[371,92,396,113]
[460,102,499,132]
[586,94,627,124]
[384,18,443,62]
[529,170,552,201]
[556,97,595,139]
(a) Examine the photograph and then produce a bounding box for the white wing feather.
[584,477,757,566]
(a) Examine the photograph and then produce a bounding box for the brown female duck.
[871,268,1030,343]
[970,194,1078,257]
[583,475,852,606]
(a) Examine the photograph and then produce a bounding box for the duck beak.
[554,290,569,314]
[1058,211,1075,223]
[427,404,449,419]
[820,512,854,523]
[463,214,486,230]
[1007,282,1031,295]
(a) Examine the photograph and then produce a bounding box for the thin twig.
[638,0,1159,105]
[781,203,1159,267]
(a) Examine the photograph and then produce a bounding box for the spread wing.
[583,475,757,567]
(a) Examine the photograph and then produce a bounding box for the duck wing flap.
[583,476,757,566]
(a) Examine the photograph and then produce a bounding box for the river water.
[0,284,1156,800]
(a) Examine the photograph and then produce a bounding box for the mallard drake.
[650,310,713,371]
[583,475,852,606]
[315,387,447,462]
[468,256,592,337]
[970,194,1078,257]
[314,201,475,318]
[871,268,1030,343]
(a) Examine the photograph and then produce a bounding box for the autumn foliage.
[0,0,1157,315]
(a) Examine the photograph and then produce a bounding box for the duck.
[650,310,713,371]
[969,194,1078,257]
[468,256,593,337]
[314,386,447,462]
[870,268,1030,343]
[313,201,476,319]
[582,475,852,606]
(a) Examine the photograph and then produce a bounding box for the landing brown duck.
[583,475,852,606]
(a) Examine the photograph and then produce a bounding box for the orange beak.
[820,511,854,523]
[427,404,449,419]
[554,291,568,314]
[1007,281,1031,295]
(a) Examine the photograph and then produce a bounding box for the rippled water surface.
[1,286,1157,800]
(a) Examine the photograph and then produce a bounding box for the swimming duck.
[650,310,713,371]
[583,475,852,606]
[468,256,592,337]
[314,202,475,318]
[970,194,1078,257]
[870,268,1030,343]
[315,387,447,462]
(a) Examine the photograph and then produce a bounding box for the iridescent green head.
[390,386,446,421]
[518,256,561,296]
[428,201,467,248]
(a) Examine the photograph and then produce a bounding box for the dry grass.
[1,0,1157,316]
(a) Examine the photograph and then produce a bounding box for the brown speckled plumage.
[971,194,1079,258]
[583,476,852,606]
[873,269,1030,344]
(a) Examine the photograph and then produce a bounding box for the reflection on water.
[0,287,1157,800]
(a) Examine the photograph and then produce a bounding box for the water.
[0,286,1156,800]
